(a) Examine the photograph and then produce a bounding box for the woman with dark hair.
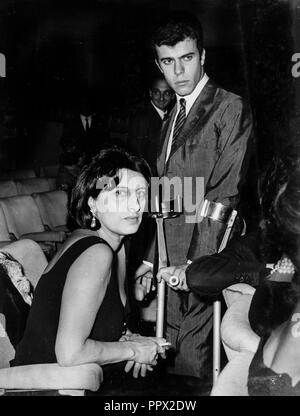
[13,146,168,391]
[247,169,300,396]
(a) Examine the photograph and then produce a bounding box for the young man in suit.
[134,11,253,381]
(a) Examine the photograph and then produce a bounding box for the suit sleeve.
[187,96,254,260]
[185,232,265,297]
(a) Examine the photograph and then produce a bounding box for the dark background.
[0,0,299,172]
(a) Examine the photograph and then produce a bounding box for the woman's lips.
[124,216,139,222]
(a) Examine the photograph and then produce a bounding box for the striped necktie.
[162,112,169,122]
[171,98,186,154]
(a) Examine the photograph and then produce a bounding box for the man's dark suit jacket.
[186,232,265,297]
[128,102,165,174]
[60,114,109,159]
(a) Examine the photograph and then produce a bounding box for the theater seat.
[1,239,48,289]
[0,360,102,395]
[46,177,57,191]
[210,284,260,396]
[0,239,102,395]
[0,180,18,198]
[221,284,259,361]
[32,190,69,234]
[15,178,51,195]
[0,195,66,257]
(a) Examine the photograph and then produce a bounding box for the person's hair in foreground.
[247,166,300,396]
[274,168,300,283]
[259,145,300,265]
[251,149,300,335]
[151,10,204,56]
[69,145,152,230]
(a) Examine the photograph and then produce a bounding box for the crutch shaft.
[213,208,238,385]
[213,300,221,384]
[155,217,168,338]
[156,280,166,337]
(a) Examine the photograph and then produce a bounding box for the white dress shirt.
[80,114,92,131]
[165,73,209,161]
[151,101,167,120]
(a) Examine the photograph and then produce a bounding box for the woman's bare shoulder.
[76,240,113,262]
[72,232,113,263]
[45,229,112,273]
[66,242,113,289]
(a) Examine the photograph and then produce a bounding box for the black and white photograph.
[0,0,299,401]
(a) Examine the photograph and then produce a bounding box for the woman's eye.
[137,190,146,199]
[116,189,128,197]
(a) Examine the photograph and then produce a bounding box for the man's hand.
[134,262,155,301]
[157,265,190,291]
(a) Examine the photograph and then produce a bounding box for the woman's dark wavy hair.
[274,169,300,273]
[151,11,203,57]
[258,145,300,263]
[252,156,300,336]
[69,146,152,230]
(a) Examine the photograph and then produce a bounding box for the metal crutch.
[199,200,237,385]
[151,194,182,337]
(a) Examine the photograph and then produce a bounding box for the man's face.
[150,79,174,111]
[155,37,205,97]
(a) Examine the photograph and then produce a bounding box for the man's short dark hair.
[69,146,151,230]
[151,11,203,57]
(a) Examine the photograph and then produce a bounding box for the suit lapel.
[149,103,162,125]
[166,80,218,162]
[78,115,85,134]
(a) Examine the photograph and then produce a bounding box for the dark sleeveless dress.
[12,236,130,386]
[248,335,300,396]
